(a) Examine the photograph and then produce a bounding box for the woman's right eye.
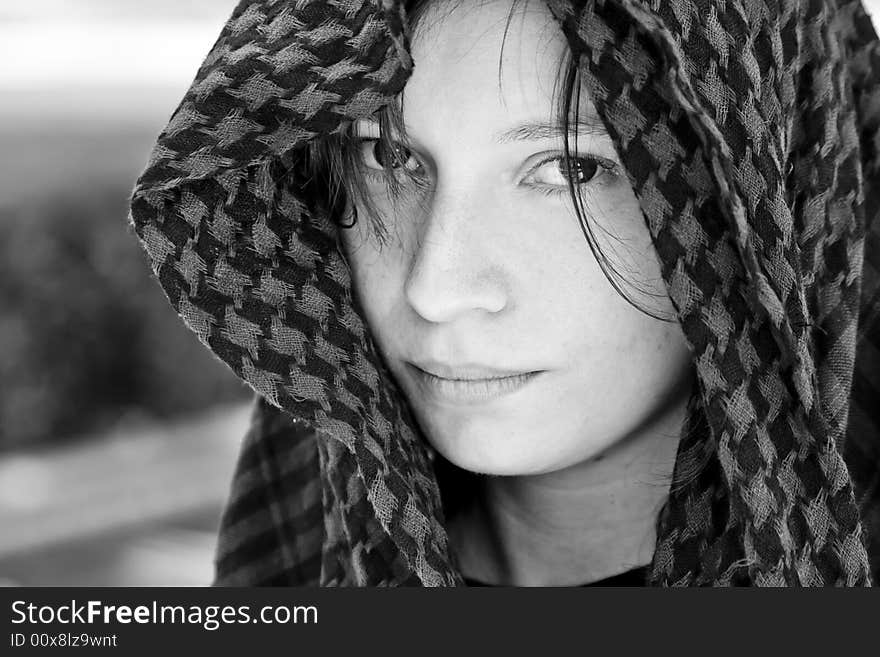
[357,139,421,173]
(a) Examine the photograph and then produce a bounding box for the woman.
[129,0,880,586]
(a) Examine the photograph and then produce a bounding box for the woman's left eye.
[521,156,619,192]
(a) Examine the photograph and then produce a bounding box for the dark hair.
[308,0,673,321]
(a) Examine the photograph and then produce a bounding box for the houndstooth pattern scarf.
[129,0,880,586]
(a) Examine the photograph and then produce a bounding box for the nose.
[403,186,509,323]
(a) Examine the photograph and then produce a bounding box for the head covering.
[129,0,880,586]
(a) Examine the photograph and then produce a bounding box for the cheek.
[339,220,408,343]
[524,189,665,318]
[568,288,692,426]
[526,191,691,429]
[582,189,673,315]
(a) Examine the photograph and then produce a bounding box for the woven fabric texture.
[129,0,880,586]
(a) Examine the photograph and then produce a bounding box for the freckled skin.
[340,1,693,477]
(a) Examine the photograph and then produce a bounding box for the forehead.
[402,1,578,139]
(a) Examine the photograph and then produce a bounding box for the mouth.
[405,362,544,405]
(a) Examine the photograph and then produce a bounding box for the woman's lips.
[406,362,543,405]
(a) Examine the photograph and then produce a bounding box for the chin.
[421,418,566,477]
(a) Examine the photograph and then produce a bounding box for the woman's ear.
[339,199,359,230]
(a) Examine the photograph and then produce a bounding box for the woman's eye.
[522,156,617,190]
[357,139,421,173]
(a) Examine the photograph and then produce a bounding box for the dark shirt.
[463,564,649,587]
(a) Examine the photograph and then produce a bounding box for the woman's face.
[340,0,692,476]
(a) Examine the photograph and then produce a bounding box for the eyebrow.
[493,119,609,144]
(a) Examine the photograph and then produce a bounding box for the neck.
[450,386,690,586]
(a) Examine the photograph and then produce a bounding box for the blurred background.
[1,1,879,587]
[0,0,249,586]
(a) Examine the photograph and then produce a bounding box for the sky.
[0,1,236,124]
[0,1,233,88]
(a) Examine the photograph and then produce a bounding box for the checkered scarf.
[129,0,880,585]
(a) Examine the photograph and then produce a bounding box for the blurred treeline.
[0,124,249,452]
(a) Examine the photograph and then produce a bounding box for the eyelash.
[524,155,621,197]
[356,141,426,184]
[353,139,621,195]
